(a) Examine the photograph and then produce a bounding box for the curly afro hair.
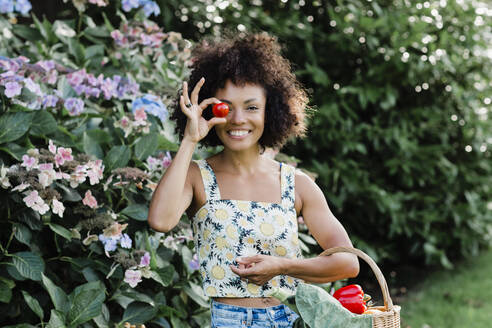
[170,32,308,149]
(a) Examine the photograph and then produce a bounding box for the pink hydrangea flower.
[51,198,65,218]
[12,183,29,192]
[124,269,142,288]
[82,190,98,208]
[23,190,49,215]
[21,155,37,170]
[48,140,57,154]
[162,152,172,169]
[134,107,147,121]
[86,160,104,185]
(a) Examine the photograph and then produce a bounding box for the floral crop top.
[192,159,303,298]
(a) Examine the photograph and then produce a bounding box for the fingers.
[179,95,191,116]
[182,81,191,107]
[190,77,205,104]
[199,97,221,110]
[207,117,227,129]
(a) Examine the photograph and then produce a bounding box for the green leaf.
[12,25,42,41]
[0,142,29,160]
[85,45,105,60]
[12,251,45,281]
[104,145,131,171]
[21,290,44,321]
[30,111,58,136]
[93,303,110,328]
[41,273,69,313]
[7,265,27,281]
[32,15,57,44]
[46,223,72,241]
[68,38,86,65]
[151,265,174,287]
[157,135,179,152]
[295,283,372,328]
[0,112,35,144]
[120,302,157,325]
[67,281,106,326]
[0,280,13,303]
[183,282,209,308]
[13,223,32,246]
[135,133,159,160]
[86,129,112,144]
[120,204,148,221]
[55,182,82,202]
[47,310,66,328]
[83,131,104,159]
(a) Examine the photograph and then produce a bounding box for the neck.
[219,146,263,174]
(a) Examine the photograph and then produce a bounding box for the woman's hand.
[230,255,285,286]
[180,77,226,144]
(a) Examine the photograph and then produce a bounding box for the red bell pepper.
[333,284,368,314]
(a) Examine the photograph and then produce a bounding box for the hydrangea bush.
[0,1,207,327]
[0,2,314,327]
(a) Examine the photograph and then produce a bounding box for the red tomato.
[212,102,229,117]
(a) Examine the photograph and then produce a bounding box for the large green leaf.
[0,142,29,160]
[104,145,131,171]
[135,133,159,160]
[0,112,34,144]
[12,24,42,41]
[46,223,72,241]
[21,290,44,321]
[86,129,112,144]
[30,111,58,136]
[120,302,157,325]
[295,283,372,328]
[83,131,104,159]
[157,135,179,152]
[120,204,148,221]
[67,281,106,327]
[0,279,13,303]
[41,273,69,313]
[93,303,110,328]
[13,223,32,246]
[55,182,82,202]
[12,251,45,281]
[47,310,66,328]
[150,265,175,287]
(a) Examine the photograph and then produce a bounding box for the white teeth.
[229,130,249,136]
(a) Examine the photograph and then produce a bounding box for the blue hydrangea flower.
[122,0,139,12]
[131,94,168,123]
[0,0,14,14]
[64,97,85,116]
[120,233,132,249]
[15,0,31,15]
[141,0,160,17]
[99,234,118,252]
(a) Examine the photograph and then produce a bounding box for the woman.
[148,32,359,328]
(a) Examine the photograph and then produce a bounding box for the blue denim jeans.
[211,300,299,328]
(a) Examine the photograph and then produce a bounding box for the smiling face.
[213,80,267,152]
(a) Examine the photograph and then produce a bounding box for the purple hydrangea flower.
[5,81,22,98]
[64,97,85,116]
[101,77,117,100]
[122,0,139,12]
[0,0,14,14]
[120,233,132,248]
[15,0,32,15]
[24,78,43,96]
[139,252,151,267]
[42,95,59,109]
[131,94,168,123]
[188,254,199,271]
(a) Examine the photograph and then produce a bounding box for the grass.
[399,248,492,328]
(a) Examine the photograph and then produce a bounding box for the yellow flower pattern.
[192,159,302,298]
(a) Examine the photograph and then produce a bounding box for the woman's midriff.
[213,297,281,308]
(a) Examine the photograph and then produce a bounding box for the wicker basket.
[319,246,401,328]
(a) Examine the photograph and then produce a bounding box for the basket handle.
[319,246,394,311]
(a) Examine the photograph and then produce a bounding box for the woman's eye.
[247,106,258,111]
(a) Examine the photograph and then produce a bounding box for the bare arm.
[232,171,359,284]
[147,78,225,232]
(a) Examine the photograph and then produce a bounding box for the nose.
[229,107,246,124]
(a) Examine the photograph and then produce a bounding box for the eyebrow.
[220,98,258,104]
